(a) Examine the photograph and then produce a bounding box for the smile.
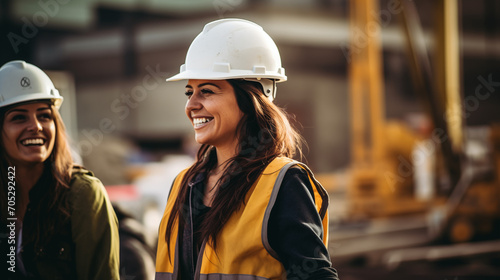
[193,117,214,128]
[21,138,45,146]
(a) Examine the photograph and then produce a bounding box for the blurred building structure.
[1,0,500,279]
[1,0,499,174]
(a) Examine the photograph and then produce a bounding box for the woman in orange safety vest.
[156,18,340,280]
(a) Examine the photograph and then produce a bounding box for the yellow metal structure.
[347,0,426,218]
[434,0,463,154]
[342,0,499,247]
[446,125,500,242]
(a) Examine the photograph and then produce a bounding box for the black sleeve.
[268,167,340,280]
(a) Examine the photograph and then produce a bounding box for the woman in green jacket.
[0,60,120,279]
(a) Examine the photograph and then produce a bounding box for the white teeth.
[193,118,212,126]
[22,138,44,145]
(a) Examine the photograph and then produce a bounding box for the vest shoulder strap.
[261,157,329,260]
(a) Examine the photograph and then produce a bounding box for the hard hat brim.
[1,93,63,109]
[166,70,287,83]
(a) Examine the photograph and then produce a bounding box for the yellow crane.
[345,0,500,244]
[347,0,428,219]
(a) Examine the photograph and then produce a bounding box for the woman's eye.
[201,88,214,94]
[39,113,53,120]
[185,91,193,97]
[11,115,25,121]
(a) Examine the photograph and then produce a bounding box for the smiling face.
[1,102,56,167]
[185,80,244,151]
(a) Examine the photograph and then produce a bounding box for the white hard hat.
[0,60,63,109]
[167,18,287,101]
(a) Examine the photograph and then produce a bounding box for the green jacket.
[20,168,120,280]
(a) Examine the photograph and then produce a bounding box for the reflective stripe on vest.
[156,272,271,280]
[155,157,329,280]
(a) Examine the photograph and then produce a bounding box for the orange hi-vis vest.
[155,157,329,280]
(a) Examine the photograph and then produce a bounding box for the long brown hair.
[0,102,74,248]
[165,79,304,255]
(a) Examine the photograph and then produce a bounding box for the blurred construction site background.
[2,0,500,279]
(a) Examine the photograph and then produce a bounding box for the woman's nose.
[27,118,42,132]
[186,92,202,111]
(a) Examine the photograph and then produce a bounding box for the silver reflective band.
[155,272,174,280]
[200,274,271,280]
[155,272,271,280]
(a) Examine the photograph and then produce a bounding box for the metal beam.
[349,0,386,166]
[398,0,462,191]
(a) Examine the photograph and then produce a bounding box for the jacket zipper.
[188,184,196,277]
[194,240,206,280]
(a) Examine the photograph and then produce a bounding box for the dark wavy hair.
[165,79,304,256]
[0,102,74,248]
